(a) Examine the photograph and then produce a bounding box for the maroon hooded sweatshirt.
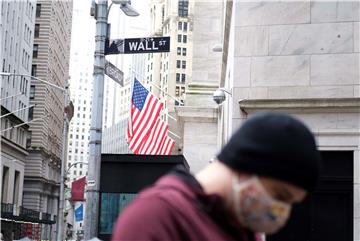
[112,168,255,241]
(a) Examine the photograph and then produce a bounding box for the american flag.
[158,135,175,155]
[138,118,175,155]
[127,79,175,155]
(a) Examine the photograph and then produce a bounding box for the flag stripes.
[127,78,175,155]
[159,135,175,155]
[138,118,168,154]
[128,97,162,153]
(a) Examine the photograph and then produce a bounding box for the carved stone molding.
[239,98,360,114]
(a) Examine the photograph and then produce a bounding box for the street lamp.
[85,0,139,239]
[66,162,89,176]
[63,162,89,240]
[0,72,73,241]
[115,0,140,17]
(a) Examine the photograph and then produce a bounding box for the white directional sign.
[105,60,124,86]
[105,37,170,55]
[87,180,96,187]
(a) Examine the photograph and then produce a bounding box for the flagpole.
[130,70,181,123]
[168,130,181,139]
[133,77,179,123]
[130,69,183,105]
[127,87,181,138]
[0,115,50,133]
[166,113,177,121]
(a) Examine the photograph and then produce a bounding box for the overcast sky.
[70,0,150,79]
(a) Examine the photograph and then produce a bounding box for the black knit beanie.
[218,112,321,192]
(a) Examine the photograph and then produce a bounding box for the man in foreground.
[112,112,321,241]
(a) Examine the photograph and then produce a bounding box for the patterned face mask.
[231,176,291,234]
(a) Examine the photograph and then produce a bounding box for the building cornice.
[1,136,29,157]
[28,148,62,167]
[23,176,60,188]
[175,106,218,123]
[239,98,360,114]
[186,82,219,95]
[1,106,30,128]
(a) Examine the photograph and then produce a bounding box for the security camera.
[213,89,226,105]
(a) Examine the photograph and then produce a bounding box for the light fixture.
[212,43,223,52]
[112,0,140,17]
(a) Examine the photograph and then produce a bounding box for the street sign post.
[105,36,170,55]
[105,60,124,86]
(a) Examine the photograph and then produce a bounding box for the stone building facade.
[225,2,359,240]
[1,1,37,240]
[23,1,73,240]
[176,0,224,172]
[178,1,359,240]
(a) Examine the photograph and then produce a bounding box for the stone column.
[176,1,225,172]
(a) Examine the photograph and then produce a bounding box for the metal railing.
[1,203,13,213]
[1,203,14,218]
[1,203,58,225]
[19,206,40,220]
[42,212,52,221]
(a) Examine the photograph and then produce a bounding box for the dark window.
[182,61,186,69]
[177,47,181,55]
[176,73,180,82]
[178,22,182,30]
[30,85,35,99]
[177,34,181,43]
[178,0,189,17]
[268,151,353,241]
[33,44,38,58]
[24,79,28,95]
[26,131,32,149]
[183,35,187,43]
[183,22,188,31]
[28,106,34,120]
[2,166,9,201]
[182,48,186,56]
[31,65,37,76]
[181,74,186,83]
[176,60,181,68]
[36,4,41,17]
[34,24,40,37]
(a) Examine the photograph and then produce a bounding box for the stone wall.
[229,1,360,240]
[231,1,359,120]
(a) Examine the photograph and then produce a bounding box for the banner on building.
[75,203,84,222]
[71,177,86,202]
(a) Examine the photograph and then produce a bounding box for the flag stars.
[132,79,149,111]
